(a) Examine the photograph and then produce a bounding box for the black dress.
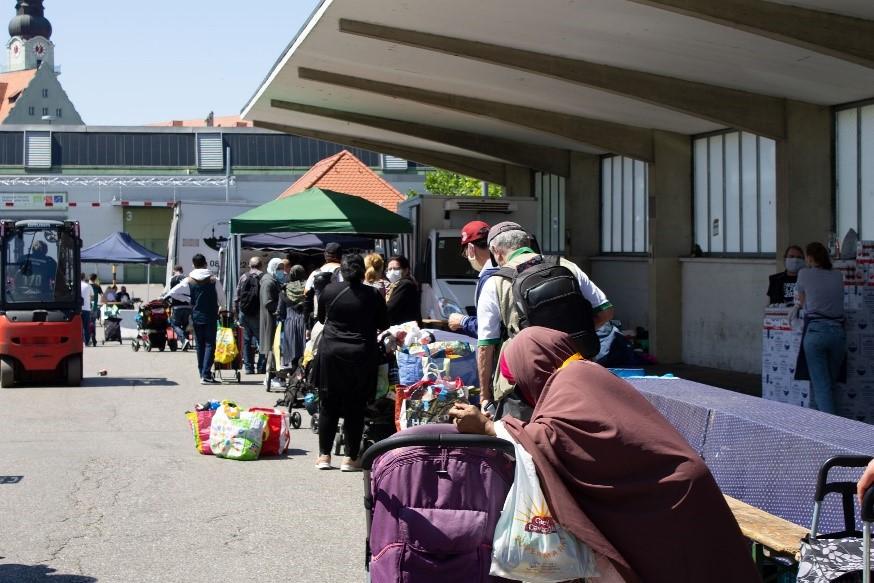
[317,281,389,458]
[767,271,798,305]
[386,277,421,326]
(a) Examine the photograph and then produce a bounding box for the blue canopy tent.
[81,232,167,298]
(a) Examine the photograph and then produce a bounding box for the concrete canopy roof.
[242,0,874,177]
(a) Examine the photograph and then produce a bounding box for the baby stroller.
[102,304,123,345]
[276,357,317,431]
[131,300,176,352]
[213,311,243,383]
[360,425,515,583]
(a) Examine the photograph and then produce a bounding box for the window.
[24,130,51,168]
[41,107,48,116]
[600,156,648,253]
[27,106,34,116]
[536,172,566,255]
[693,131,776,254]
[55,108,62,118]
[41,88,48,98]
[835,102,874,240]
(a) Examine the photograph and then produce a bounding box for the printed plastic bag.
[184,400,221,455]
[214,326,238,365]
[490,423,598,582]
[248,407,289,456]
[208,401,268,461]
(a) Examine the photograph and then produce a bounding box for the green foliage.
[407,169,504,198]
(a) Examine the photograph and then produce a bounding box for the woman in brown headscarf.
[449,327,760,583]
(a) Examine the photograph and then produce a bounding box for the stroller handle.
[360,433,515,470]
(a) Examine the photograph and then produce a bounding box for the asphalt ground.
[0,327,367,583]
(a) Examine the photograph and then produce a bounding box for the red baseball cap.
[460,220,490,247]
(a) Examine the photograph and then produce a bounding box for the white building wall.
[3,65,82,125]
[590,257,649,331]
[681,258,774,373]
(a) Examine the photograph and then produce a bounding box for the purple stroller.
[360,424,515,583]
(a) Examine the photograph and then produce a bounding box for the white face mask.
[386,269,402,283]
[785,258,805,274]
[466,246,484,271]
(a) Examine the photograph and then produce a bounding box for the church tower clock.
[7,0,53,71]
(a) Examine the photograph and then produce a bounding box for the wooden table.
[724,495,808,561]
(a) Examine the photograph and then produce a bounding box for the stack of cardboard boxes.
[762,241,874,422]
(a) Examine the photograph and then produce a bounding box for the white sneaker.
[316,455,332,470]
[341,457,362,472]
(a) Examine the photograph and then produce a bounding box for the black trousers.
[318,388,367,459]
[317,342,376,459]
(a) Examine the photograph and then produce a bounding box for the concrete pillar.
[776,101,833,269]
[648,131,692,363]
[503,165,534,197]
[565,152,600,272]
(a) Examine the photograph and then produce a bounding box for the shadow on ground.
[0,563,97,582]
[0,476,23,484]
[82,377,179,388]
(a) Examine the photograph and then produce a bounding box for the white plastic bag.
[490,423,598,582]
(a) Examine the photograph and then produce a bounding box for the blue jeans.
[171,307,191,344]
[803,320,846,415]
[239,312,265,373]
[193,321,217,380]
[81,310,91,345]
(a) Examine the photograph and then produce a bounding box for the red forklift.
[0,220,83,387]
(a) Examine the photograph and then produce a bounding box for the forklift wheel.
[0,357,15,388]
[65,354,82,387]
[168,340,178,352]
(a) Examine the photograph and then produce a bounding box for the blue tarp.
[81,232,166,264]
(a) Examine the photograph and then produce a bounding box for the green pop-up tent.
[229,187,412,236]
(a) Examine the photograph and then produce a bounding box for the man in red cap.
[447,220,499,338]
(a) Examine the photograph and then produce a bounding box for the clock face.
[11,43,19,56]
[33,43,45,57]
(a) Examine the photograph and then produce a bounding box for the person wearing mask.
[316,254,388,471]
[476,222,613,417]
[385,255,421,326]
[447,221,498,338]
[80,273,94,346]
[117,286,132,308]
[795,241,846,414]
[768,245,806,305]
[235,256,265,375]
[259,258,284,379]
[165,254,226,384]
[364,253,389,297]
[449,327,761,583]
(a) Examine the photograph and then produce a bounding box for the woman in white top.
[795,241,846,414]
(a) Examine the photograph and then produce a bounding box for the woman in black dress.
[316,254,389,471]
[385,255,421,326]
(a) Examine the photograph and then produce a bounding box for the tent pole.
[147,264,151,301]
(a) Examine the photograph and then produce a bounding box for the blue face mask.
[274,271,287,284]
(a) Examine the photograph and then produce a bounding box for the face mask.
[466,246,484,271]
[274,271,287,284]
[785,258,805,273]
[386,269,402,284]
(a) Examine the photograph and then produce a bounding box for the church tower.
[7,0,53,72]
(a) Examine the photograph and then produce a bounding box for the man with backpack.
[167,265,192,351]
[476,222,614,417]
[235,256,265,375]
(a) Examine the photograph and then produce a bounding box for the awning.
[241,232,375,251]
[229,187,412,236]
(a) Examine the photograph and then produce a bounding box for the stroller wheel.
[334,433,345,457]
[145,343,152,352]
[131,340,139,352]
[310,414,319,434]
[235,370,241,383]
[168,340,178,352]
[290,411,302,429]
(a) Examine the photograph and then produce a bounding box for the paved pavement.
[0,326,367,583]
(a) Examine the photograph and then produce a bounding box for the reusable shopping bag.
[184,400,221,455]
[797,536,872,582]
[490,423,598,582]
[208,401,268,461]
[248,407,289,456]
[214,326,238,365]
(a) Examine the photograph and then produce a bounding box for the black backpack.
[238,272,261,316]
[496,256,599,358]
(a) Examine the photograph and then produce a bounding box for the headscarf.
[289,264,306,282]
[500,327,760,583]
[266,258,283,276]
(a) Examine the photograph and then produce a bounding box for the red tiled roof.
[0,69,37,123]
[148,115,253,128]
[279,150,406,212]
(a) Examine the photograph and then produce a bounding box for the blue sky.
[34,0,320,125]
